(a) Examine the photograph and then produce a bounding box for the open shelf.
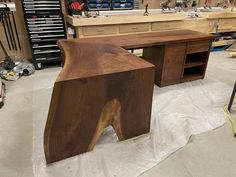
[185,61,205,68]
[185,51,208,66]
[182,74,204,82]
[184,51,209,79]
[182,65,205,82]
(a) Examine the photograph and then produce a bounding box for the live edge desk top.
[70,29,214,49]
[57,29,214,86]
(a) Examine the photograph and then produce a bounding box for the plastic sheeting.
[32,75,232,177]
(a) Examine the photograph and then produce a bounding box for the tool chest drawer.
[34,52,62,62]
[151,21,183,31]
[23,0,61,15]
[82,25,117,36]
[32,41,61,62]
[86,0,111,10]
[22,0,66,69]
[119,23,149,34]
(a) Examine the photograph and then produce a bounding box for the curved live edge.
[44,38,155,164]
[44,30,214,164]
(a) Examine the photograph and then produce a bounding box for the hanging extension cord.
[223,97,236,137]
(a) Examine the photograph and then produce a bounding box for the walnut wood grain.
[44,41,155,164]
[68,29,214,50]
[44,30,214,164]
[143,45,165,86]
[61,30,214,86]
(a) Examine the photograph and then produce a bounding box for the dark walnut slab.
[70,29,214,49]
[44,40,155,164]
[64,30,214,87]
[44,29,214,163]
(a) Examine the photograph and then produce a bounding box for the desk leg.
[143,45,165,87]
[143,43,186,87]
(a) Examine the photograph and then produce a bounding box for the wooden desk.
[44,30,214,163]
[73,30,214,86]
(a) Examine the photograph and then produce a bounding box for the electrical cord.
[223,97,236,137]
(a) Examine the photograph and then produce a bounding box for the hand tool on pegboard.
[0,0,12,50]
[8,0,21,50]
[0,13,11,50]
[3,13,16,50]
[3,0,17,51]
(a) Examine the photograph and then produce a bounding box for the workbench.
[66,10,236,38]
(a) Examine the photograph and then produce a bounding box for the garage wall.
[0,0,67,61]
[0,0,31,61]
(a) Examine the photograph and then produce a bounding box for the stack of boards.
[0,78,5,108]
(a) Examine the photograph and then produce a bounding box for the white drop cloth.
[32,74,231,177]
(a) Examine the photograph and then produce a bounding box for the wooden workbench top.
[66,13,186,26]
[66,10,236,27]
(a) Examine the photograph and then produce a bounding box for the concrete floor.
[140,120,236,177]
[0,51,235,177]
[140,51,236,177]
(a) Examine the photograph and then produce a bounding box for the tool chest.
[112,0,134,9]
[21,0,66,69]
[86,0,111,10]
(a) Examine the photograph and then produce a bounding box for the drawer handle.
[131,27,138,30]
[96,29,105,32]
